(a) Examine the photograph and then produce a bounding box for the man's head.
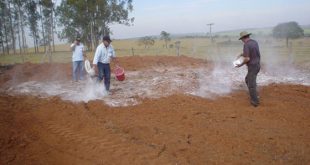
[102,35,112,47]
[239,31,251,43]
[76,37,81,44]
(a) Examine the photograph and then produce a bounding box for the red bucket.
[114,66,125,81]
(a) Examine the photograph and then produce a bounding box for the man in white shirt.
[93,36,117,92]
[71,37,86,82]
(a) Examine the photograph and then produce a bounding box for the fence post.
[175,41,181,56]
[131,47,134,56]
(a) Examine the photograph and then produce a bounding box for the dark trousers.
[97,62,111,91]
[245,64,260,105]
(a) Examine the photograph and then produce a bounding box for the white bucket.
[84,60,95,76]
[233,56,244,67]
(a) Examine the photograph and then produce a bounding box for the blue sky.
[110,0,310,39]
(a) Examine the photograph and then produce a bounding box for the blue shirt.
[93,43,115,64]
[71,43,84,62]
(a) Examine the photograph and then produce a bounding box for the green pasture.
[1,37,309,65]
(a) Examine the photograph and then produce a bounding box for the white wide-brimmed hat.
[239,31,252,40]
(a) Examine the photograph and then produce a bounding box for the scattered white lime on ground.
[6,64,309,107]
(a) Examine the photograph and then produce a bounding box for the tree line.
[137,22,304,49]
[0,0,134,55]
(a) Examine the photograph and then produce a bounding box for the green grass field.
[1,36,310,65]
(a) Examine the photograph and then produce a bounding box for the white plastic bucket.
[233,56,244,67]
[84,60,95,76]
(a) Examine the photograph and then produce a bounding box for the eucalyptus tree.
[57,0,134,51]
[25,0,40,53]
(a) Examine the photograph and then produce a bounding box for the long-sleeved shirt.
[93,43,115,64]
[71,43,84,62]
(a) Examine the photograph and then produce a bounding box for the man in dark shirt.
[236,31,261,107]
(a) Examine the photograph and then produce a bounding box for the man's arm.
[93,64,98,75]
[110,45,118,65]
[111,56,118,65]
[236,56,250,67]
[70,41,76,51]
[92,45,101,74]
[236,45,250,67]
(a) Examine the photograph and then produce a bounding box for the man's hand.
[236,56,250,68]
[236,63,243,68]
[70,42,76,51]
[93,64,98,75]
[112,57,119,66]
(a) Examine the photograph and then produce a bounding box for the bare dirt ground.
[0,56,309,165]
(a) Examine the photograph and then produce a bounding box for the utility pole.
[207,23,214,42]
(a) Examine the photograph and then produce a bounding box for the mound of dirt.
[0,56,309,164]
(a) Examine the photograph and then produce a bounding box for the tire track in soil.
[84,108,175,161]
[83,105,175,161]
[40,113,165,164]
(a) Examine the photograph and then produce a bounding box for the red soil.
[0,56,309,164]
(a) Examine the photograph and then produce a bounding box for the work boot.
[251,100,259,107]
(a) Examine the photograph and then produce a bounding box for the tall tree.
[38,1,46,52]
[160,31,171,48]
[40,0,54,62]
[7,0,16,54]
[0,1,5,54]
[51,4,55,52]
[14,0,28,53]
[0,30,3,54]
[25,0,40,53]
[0,0,6,54]
[0,0,11,54]
[12,1,21,54]
[273,21,304,47]
[57,0,134,50]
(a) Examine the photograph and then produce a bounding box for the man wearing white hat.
[235,31,261,107]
